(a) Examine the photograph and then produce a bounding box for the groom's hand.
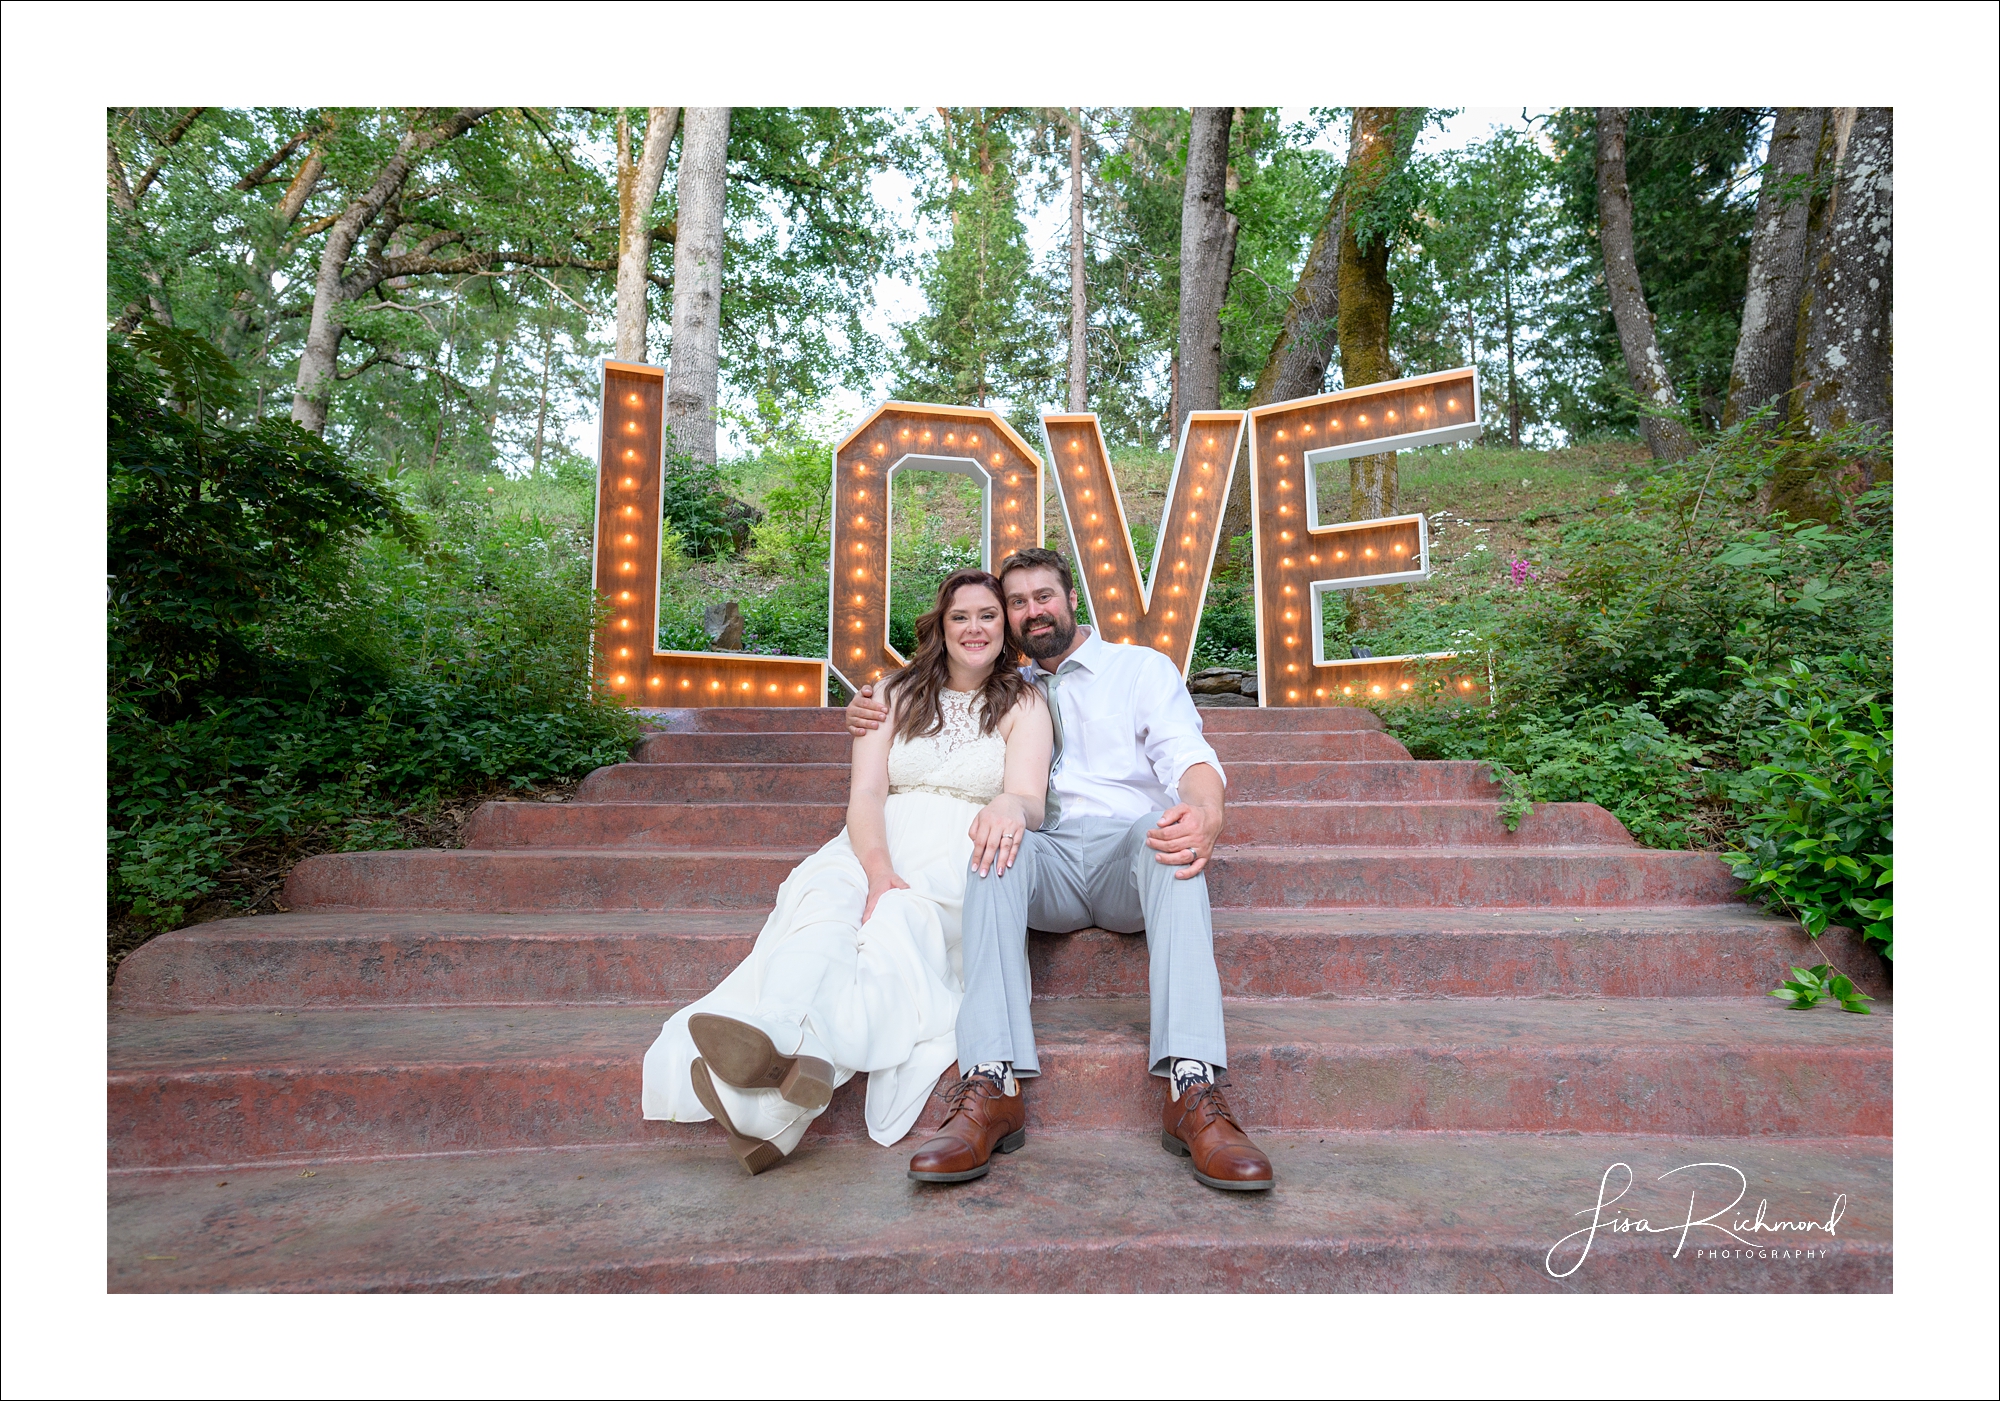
[1146,799,1224,879]
[845,683,890,737]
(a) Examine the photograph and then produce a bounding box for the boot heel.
[778,1056,835,1112]
[1160,1130,1190,1157]
[995,1128,1027,1154]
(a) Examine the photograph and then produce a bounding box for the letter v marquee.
[592,360,826,706]
[827,402,1046,694]
[1041,410,1245,676]
[1248,366,1487,707]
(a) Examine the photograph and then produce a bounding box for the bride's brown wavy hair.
[883,568,1033,744]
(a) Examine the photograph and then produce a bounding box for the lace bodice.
[886,687,1006,805]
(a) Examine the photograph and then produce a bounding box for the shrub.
[108,333,638,935]
[1723,656,1893,958]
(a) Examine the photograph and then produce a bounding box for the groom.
[844,546,1273,1192]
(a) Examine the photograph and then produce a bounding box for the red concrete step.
[107,998,1891,1169]
[635,705,1387,736]
[284,844,1740,913]
[108,1129,1891,1293]
[576,759,1505,805]
[577,762,849,803]
[630,729,1411,765]
[459,798,1630,852]
[112,909,1888,1012]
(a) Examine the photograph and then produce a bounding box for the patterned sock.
[1170,1058,1212,1099]
[969,1060,1015,1094]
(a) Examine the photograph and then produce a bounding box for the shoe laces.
[937,1073,1002,1121]
[1180,1081,1241,1131]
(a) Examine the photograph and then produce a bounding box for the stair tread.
[108,1130,1892,1293]
[137,905,1812,941]
[109,996,1892,1075]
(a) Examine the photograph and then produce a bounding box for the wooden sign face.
[1247,366,1486,706]
[1041,410,1244,677]
[591,361,826,706]
[827,402,1045,694]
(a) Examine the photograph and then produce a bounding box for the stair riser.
[108,1040,1890,1169]
[459,800,1631,851]
[577,760,1505,805]
[632,731,1411,765]
[115,921,1885,1010]
[638,705,1387,736]
[286,849,1742,913]
[107,1231,1893,1295]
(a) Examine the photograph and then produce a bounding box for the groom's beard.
[1015,605,1077,662]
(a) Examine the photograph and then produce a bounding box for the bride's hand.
[862,867,910,922]
[968,796,1030,878]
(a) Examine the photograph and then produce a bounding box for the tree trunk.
[666,107,731,464]
[1176,107,1234,421]
[615,106,679,364]
[1724,108,1829,426]
[292,107,494,433]
[531,316,554,473]
[1792,108,1892,440]
[1068,108,1088,413]
[1166,355,1180,448]
[1594,107,1699,462]
[1503,272,1520,448]
[1340,107,1406,520]
[1249,195,1342,408]
[1220,188,1343,552]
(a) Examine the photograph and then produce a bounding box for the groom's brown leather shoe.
[907,1073,1026,1183]
[1162,1081,1274,1191]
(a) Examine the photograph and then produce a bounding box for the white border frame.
[1306,513,1432,665]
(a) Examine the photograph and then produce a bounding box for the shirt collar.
[1037,627,1107,676]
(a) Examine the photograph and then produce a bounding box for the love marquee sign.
[591,361,1486,709]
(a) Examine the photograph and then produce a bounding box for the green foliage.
[1371,423,1891,949]
[1769,964,1875,1014]
[1191,542,1260,672]
[1542,107,1765,435]
[108,337,637,932]
[109,332,411,708]
[1510,704,1705,847]
[1724,657,1893,958]
[661,450,744,559]
[746,434,833,577]
[898,108,1051,410]
[1395,129,1563,445]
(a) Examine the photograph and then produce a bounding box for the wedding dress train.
[642,687,1007,1151]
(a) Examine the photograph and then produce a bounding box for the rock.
[1191,691,1256,707]
[703,600,744,651]
[1188,667,1250,695]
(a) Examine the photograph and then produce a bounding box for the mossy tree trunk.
[1339,106,1404,521]
[1724,108,1827,426]
[1792,108,1892,441]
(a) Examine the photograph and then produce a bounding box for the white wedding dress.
[642,687,1007,1151]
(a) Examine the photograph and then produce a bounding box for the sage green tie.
[1035,666,1068,831]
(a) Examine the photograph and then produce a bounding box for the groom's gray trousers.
[955,811,1227,1079]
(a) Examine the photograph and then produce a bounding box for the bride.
[642,568,1053,1173]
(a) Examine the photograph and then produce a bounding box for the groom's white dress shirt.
[1026,629,1225,825]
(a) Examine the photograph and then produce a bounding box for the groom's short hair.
[998,547,1074,595]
